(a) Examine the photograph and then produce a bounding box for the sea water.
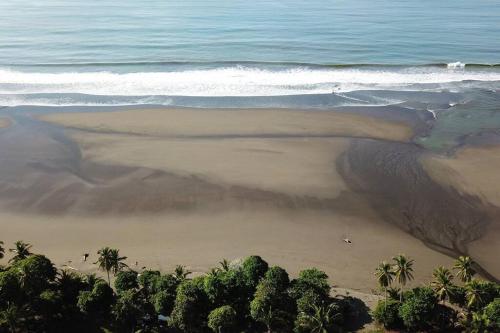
[0,0,499,107]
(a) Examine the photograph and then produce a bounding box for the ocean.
[0,0,499,107]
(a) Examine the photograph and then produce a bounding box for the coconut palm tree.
[96,247,113,283]
[219,259,230,272]
[392,254,414,301]
[208,267,221,277]
[95,247,128,284]
[431,266,455,303]
[0,241,4,260]
[375,261,395,304]
[8,241,32,263]
[174,265,191,282]
[109,248,128,275]
[387,286,401,301]
[453,256,476,283]
[297,303,342,333]
[465,279,484,310]
[83,273,105,288]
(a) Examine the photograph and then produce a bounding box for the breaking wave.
[1,63,499,106]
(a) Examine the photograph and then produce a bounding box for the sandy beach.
[0,107,459,293]
[1,106,498,293]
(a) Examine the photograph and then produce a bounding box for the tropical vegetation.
[0,242,359,332]
[373,254,500,332]
[0,241,498,332]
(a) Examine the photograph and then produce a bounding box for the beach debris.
[62,264,78,271]
[343,238,352,244]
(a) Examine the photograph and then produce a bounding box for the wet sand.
[41,108,413,141]
[0,117,10,128]
[0,106,497,291]
[422,146,500,278]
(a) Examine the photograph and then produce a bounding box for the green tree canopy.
[290,268,330,301]
[114,270,138,293]
[169,277,210,332]
[11,254,56,295]
[250,266,295,332]
[242,255,269,289]
[398,287,437,331]
[208,305,237,333]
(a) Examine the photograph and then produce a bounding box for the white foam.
[0,66,499,98]
[447,62,466,69]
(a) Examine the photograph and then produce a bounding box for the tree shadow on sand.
[339,295,373,332]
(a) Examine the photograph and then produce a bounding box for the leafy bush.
[431,303,458,332]
[373,299,402,329]
[484,298,500,330]
[398,287,437,331]
[137,270,160,293]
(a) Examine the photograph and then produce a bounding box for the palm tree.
[109,249,128,275]
[453,256,476,283]
[375,261,395,304]
[174,265,191,282]
[95,247,128,284]
[0,241,4,260]
[57,270,84,295]
[8,241,32,263]
[298,303,342,333]
[392,254,414,301]
[465,279,484,310]
[83,273,105,288]
[431,266,455,303]
[208,267,221,277]
[387,286,401,301]
[219,259,230,272]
